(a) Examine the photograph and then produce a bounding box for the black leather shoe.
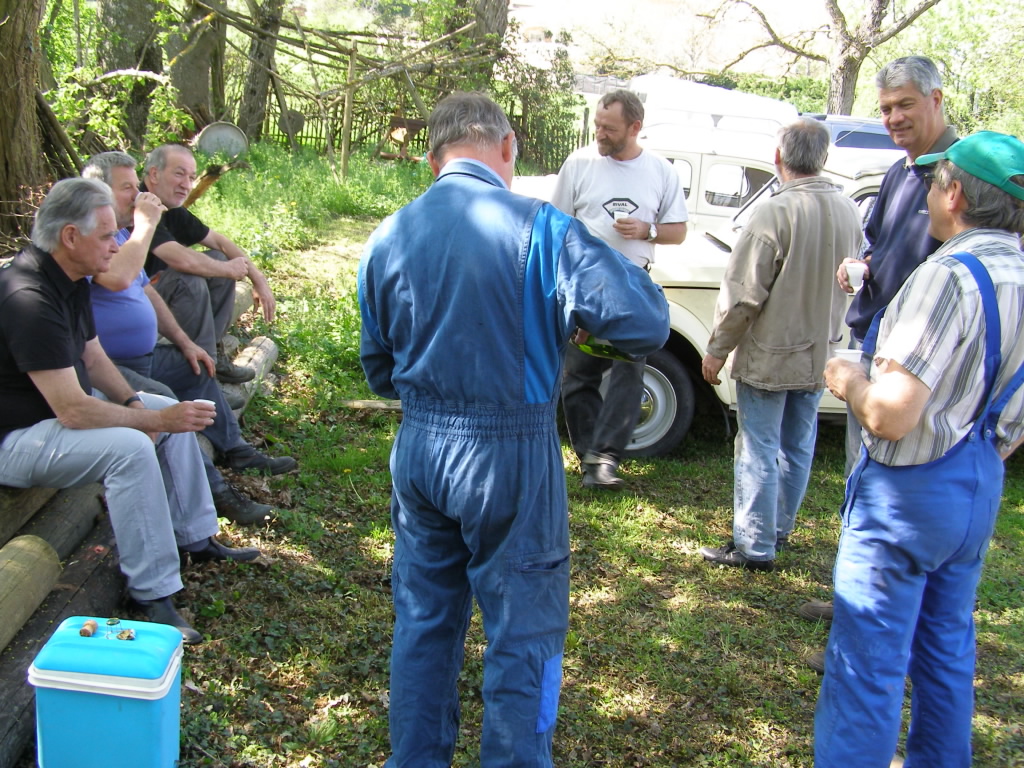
[180,536,261,564]
[805,649,826,674]
[131,596,203,644]
[216,358,256,384]
[700,542,775,572]
[581,453,625,490]
[213,485,274,525]
[221,445,298,475]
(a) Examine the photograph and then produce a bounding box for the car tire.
[624,349,695,458]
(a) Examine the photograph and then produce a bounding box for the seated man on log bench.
[140,143,276,390]
[0,178,261,645]
[83,152,296,519]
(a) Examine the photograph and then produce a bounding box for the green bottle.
[571,334,641,362]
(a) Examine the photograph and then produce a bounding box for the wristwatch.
[647,223,658,241]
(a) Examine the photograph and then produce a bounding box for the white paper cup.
[613,211,628,221]
[834,349,863,363]
[845,262,867,292]
[194,398,216,411]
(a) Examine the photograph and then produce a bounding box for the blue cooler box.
[28,616,183,768]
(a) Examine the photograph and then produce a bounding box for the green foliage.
[860,0,1024,135]
[188,142,432,262]
[494,26,583,172]
[46,67,194,150]
[702,72,828,114]
[39,0,96,80]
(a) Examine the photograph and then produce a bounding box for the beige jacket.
[707,176,863,391]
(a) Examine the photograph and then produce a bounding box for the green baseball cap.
[916,130,1024,201]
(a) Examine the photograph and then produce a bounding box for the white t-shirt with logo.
[551,144,689,267]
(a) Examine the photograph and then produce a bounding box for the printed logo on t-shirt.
[604,199,638,219]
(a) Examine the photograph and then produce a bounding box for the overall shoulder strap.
[945,251,1002,425]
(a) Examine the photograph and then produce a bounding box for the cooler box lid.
[28,617,183,699]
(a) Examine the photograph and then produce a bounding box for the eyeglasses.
[919,170,936,190]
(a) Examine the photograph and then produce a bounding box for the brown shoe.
[798,599,834,622]
[805,650,825,674]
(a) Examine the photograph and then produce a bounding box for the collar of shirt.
[23,245,83,299]
[436,158,508,190]
[932,228,1022,259]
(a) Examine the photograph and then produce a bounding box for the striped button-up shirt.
[865,228,1024,466]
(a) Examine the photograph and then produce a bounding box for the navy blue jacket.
[846,128,958,341]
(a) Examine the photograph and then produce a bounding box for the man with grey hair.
[82,151,294,520]
[0,178,260,645]
[817,130,1024,767]
[699,117,863,571]
[552,88,688,490]
[798,55,959,656]
[141,143,275,384]
[359,91,668,767]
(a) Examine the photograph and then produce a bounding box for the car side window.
[705,164,774,209]
[669,158,693,199]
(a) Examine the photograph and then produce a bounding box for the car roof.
[823,145,904,180]
[806,114,900,150]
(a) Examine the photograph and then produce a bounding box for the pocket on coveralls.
[507,552,570,734]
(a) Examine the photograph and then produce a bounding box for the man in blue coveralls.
[358,92,669,767]
[816,131,1024,767]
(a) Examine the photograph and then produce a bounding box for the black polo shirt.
[139,181,210,276]
[0,246,95,440]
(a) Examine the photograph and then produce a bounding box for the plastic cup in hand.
[845,262,867,293]
[194,398,216,414]
[834,349,863,364]
[613,211,628,221]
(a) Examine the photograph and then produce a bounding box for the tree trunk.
[237,0,286,141]
[96,0,163,148]
[0,0,48,241]
[826,51,863,115]
[168,0,219,128]
[210,15,228,120]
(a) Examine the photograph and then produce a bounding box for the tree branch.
[730,0,826,62]
[91,68,170,86]
[868,0,944,48]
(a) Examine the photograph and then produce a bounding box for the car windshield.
[831,128,899,150]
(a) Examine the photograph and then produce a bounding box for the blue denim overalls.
[815,252,1024,767]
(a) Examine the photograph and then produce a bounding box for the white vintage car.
[513,141,905,456]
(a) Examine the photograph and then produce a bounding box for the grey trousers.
[115,362,227,495]
[561,344,646,464]
[151,249,236,359]
[0,392,219,600]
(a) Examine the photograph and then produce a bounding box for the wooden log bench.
[0,281,280,768]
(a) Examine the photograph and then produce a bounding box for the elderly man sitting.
[82,151,296,523]
[0,178,260,644]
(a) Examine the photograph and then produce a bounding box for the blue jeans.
[385,399,569,768]
[733,382,823,561]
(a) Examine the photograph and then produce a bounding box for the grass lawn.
[175,217,1024,767]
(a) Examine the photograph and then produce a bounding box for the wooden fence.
[260,93,578,173]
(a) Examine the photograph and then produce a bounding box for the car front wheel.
[624,349,695,457]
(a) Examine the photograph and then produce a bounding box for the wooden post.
[400,68,429,121]
[341,48,357,179]
[270,61,299,152]
[0,536,61,652]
